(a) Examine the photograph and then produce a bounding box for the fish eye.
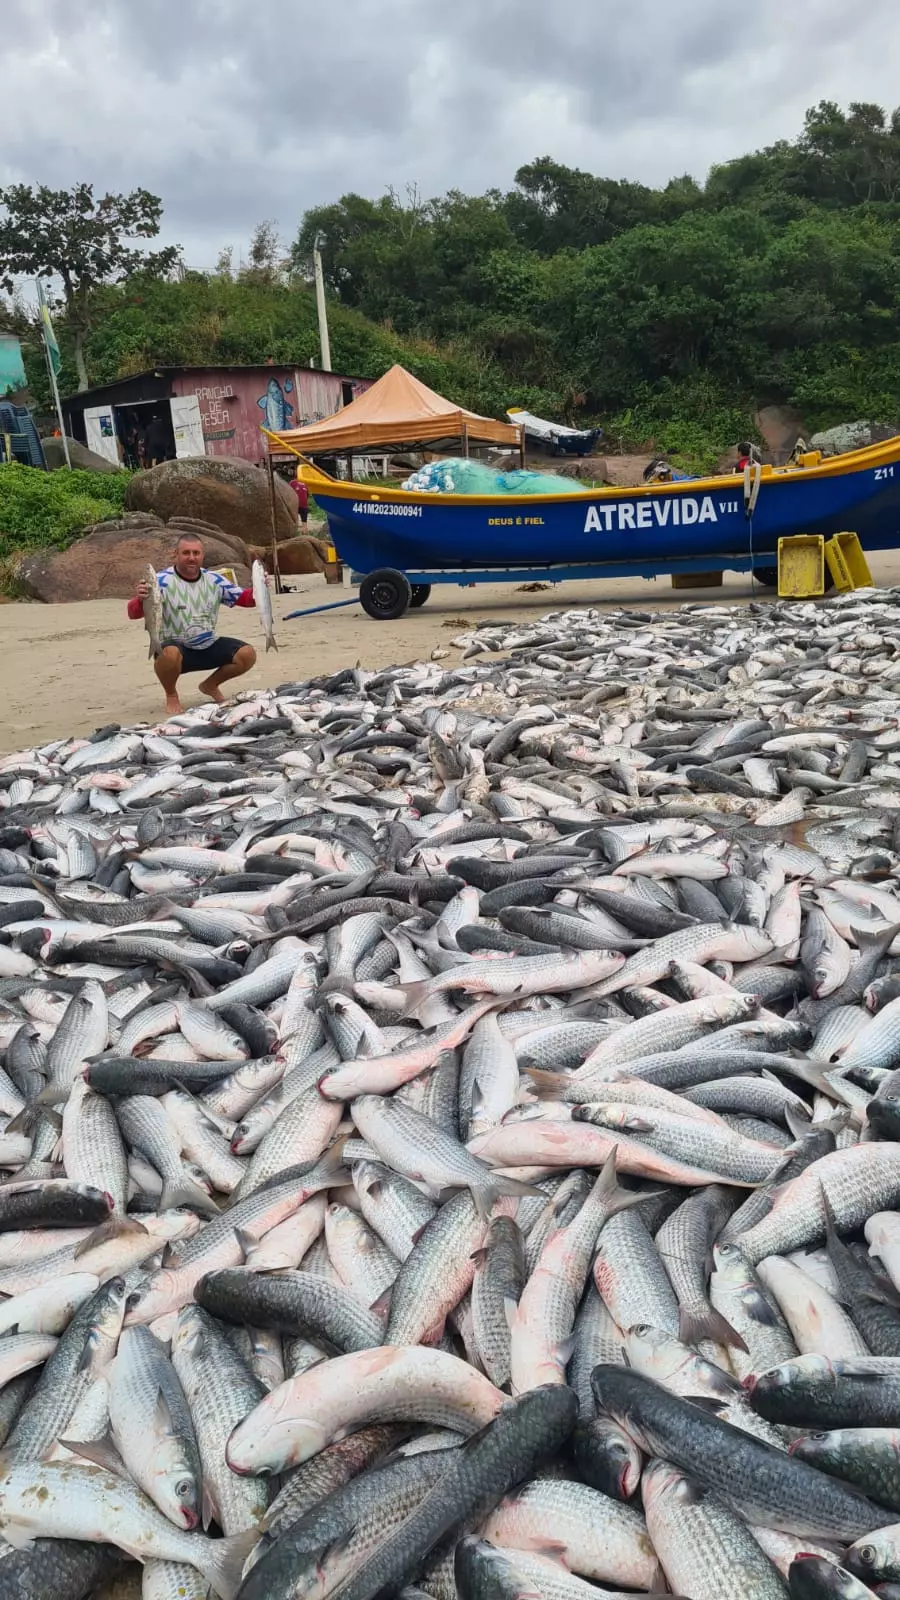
[809,1431,828,1440]
[176,1479,193,1499]
[858,1546,876,1566]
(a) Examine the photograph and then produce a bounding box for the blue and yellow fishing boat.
[282,434,900,618]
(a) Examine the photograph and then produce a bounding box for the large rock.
[248,535,329,576]
[596,454,657,487]
[17,518,250,604]
[42,436,126,474]
[810,420,898,457]
[125,457,298,545]
[754,405,808,463]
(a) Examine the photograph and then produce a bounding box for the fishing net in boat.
[401,458,584,496]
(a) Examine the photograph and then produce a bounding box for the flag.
[36,279,61,377]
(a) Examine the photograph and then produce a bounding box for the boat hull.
[309,440,900,577]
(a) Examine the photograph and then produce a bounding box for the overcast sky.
[2,0,899,271]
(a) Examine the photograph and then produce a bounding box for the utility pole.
[313,233,332,372]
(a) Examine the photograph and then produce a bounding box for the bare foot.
[164,695,184,715]
[198,677,225,704]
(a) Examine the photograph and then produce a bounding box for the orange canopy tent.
[266,363,522,456]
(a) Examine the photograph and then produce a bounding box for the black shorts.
[161,637,245,673]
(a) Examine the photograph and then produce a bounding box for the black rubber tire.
[410,583,432,608]
[754,564,834,594]
[359,568,412,621]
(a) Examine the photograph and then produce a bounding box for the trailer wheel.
[754,565,834,594]
[753,566,779,589]
[410,584,432,608]
[360,568,412,620]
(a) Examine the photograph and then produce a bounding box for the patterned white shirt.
[156,567,245,649]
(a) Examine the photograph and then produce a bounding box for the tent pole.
[462,423,469,459]
[519,425,525,469]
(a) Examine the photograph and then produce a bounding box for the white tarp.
[507,408,597,444]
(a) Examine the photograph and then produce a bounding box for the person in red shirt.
[290,473,309,527]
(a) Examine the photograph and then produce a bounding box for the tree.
[238,221,284,287]
[0,183,180,389]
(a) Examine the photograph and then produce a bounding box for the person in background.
[736,441,761,472]
[145,412,174,466]
[290,472,309,527]
[127,534,257,715]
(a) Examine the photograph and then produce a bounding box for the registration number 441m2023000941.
[351,502,423,517]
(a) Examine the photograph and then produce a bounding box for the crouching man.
[127,534,257,714]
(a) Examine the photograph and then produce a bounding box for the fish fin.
[504,1297,520,1334]
[396,980,431,1020]
[470,1247,490,1267]
[160,1175,220,1217]
[783,1105,814,1142]
[34,1085,68,1107]
[369,1289,392,1322]
[234,1227,260,1262]
[73,1217,148,1259]
[203,1480,221,1532]
[555,1336,577,1368]
[3,1106,36,1136]
[153,1387,177,1439]
[594,1146,665,1220]
[529,1543,570,1566]
[678,1304,749,1354]
[683,1394,729,1416]
[183,966,215,999]
[203,1527,262,1600]
[483,1176,546,1213]
[409,1222,430,1246]
[59,1433,128,1475]
[853,921,900,952]
[524,1067,574,1101]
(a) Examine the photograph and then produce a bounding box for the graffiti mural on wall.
[170,368,373,460]
[195,381,236,441]
[257,378,295,431]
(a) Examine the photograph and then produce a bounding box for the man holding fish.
[127,533,276,714]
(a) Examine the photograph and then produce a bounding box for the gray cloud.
[1,0,898,268]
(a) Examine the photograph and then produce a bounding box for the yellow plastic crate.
[777,535,825,598]
[825,532,872,592]
[671,572,724,589]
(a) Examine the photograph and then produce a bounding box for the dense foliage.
[0,184,179,391]
[0,463,128,561]
[5,102,900,471]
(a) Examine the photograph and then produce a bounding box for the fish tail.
[679,1302,749,1353]
[482,1176,546,1213]
[204,1527,261,1600]
[160,1175,221,1217]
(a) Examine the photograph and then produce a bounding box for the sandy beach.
[4,554,899,757]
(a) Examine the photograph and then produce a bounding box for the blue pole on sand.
[283,597,361,620]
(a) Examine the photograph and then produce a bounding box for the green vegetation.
[3,101,900,471]
[0,463,128,562]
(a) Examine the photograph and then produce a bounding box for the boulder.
[596,454,657,487]
[247,535,329,576]
[810,420,898,457]
[124,457,299,545]
[17,518,250,604]
[753,405,809,463]
[42,436,126,474]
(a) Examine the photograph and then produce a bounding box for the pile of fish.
[8,591,900,1598]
